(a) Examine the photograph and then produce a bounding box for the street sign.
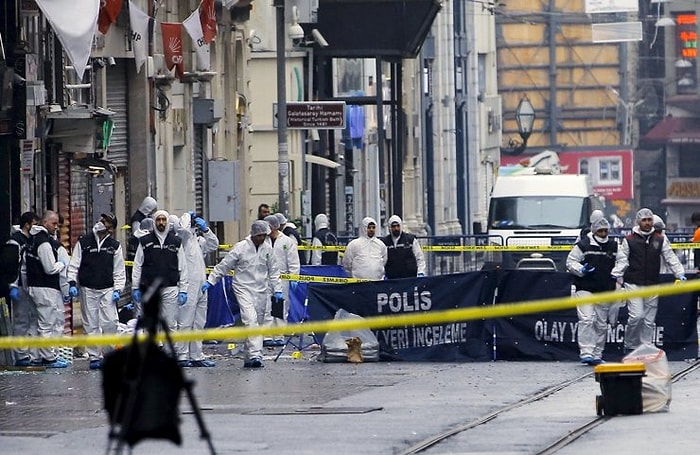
[286,101,346,129]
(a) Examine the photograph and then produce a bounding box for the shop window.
[679,145,700,177]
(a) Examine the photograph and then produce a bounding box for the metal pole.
[275,0,290,216]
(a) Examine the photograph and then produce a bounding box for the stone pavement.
[1,342,699,454]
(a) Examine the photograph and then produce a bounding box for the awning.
[661,198,700,205]
[641,117,700,145]
[303,154,341,169]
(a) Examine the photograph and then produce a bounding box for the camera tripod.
[103,282,216,454]
[273,298,321,362]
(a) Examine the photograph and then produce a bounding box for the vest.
[127,211,147,261]
[382,232,418,279]
[283,225,306,264]
[313,228,339,265]
[25,230,60,290]
[573,236,617,293]
[77,235,120,289]
[624,231,664,285]
[9,231,29,286]
[139,231,182,289]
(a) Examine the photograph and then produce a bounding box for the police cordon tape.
[218,243,700,252]
[1,278,699,350]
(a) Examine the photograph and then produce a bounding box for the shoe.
[243,357,264,368]
[42,357,70,369]
[177,360,192,368]
[262,339,276,347]
[190,359,216,368]
[89,359,102,370]
[590,358,605,366]
[580,355,595,366]
[14,357,32,367]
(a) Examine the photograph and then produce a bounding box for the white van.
[486,169,603,270]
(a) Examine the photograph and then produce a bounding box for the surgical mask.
[94,221,107,232]
[594,234,608,243]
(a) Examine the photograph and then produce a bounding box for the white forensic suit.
[25,225,66,363]
[67,226,126,362]
[263,231,301,344]
[131,225,189,335]
[175,214,219,362]
[205,235,283,363]
[342,217,388,280]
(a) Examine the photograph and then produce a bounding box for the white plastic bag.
[320,309,379,363]
[623,344,671,413]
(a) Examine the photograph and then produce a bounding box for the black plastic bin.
[594,362,646,416]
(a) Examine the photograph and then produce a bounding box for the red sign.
[500,149,634,200]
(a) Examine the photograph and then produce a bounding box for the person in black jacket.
[131,210,189,365]
[66,213,126,370]
[611,208,686,352]
[381,215,426,279]
[6,212,40,367]
[566,217,619,365]
[310,213,339,266]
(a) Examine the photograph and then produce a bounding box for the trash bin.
[594,362,646,416]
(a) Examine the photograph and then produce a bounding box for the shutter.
[193,126,204,215]
[105,60,128,169]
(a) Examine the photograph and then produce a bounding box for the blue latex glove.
[274,291,284,301]
[9,287,20,301]
[112,290,120,303]
[679,275,687,281]
[131,289,142,303]
[188,210,196,218]
[123,303,134,311]
[69,285,79,297]
[178,292,188,305]
[417,272,425,277]
[581,263,596,274]
[289,281,298,291]
[194,216,208,231]
[201,281,213,293]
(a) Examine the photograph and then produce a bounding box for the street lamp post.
[501,95,536,155]
[275,0,290,216]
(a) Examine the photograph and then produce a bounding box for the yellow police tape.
[219,243,700,253]
[1,278,699,350]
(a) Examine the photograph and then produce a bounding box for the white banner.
[35,0,99,80]
[183,9,210,71]
[128,1,150,73]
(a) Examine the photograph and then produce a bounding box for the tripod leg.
[159,319,217,455]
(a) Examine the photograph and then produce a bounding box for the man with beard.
[611,208,686,352]
[131,210,189,364]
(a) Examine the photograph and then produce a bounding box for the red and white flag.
[199,0,217,44]
[128,0,150,73]
[98,0,123,35]
[161,22,184,80]
[183,9,210,70]
[35,0,100,80]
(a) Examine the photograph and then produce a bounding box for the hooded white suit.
[342,217,387,280]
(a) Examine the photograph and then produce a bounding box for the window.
[598,159,621,184]
[679,145,700,177]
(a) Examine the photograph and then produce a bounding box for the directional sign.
[286,101,346,129]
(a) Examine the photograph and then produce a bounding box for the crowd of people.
[4,200,695,371]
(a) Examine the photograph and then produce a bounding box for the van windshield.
[488,196,587,230]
